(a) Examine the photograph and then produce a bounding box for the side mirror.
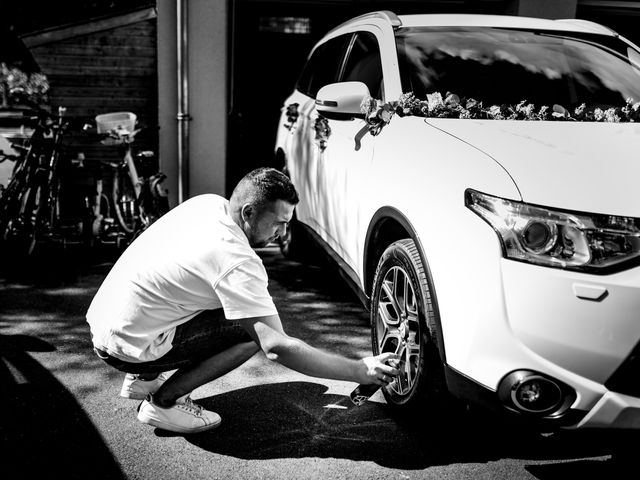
[315,81,370,120]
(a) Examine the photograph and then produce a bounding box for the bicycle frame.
[123,139,142,199]
[88,111,168,246]
[0,106,82,254]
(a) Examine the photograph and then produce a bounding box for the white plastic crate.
[95,112,136,135]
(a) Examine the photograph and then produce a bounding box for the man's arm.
[238,314,400,386]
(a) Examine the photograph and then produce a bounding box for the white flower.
[488,105,503,119]
[603,108,620,122]
[360,95,378,117]
[379,108,393,123]
[444,93,460,107]
[426,92,444,112]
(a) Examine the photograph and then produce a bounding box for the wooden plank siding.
[28,18,159,180]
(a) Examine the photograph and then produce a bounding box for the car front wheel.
[370,238,446,410]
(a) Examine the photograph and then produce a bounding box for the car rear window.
[395,26,640,110]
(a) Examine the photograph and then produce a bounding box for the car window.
[297,34,352,99]
[395,26,640,109]
[340,31,383,99]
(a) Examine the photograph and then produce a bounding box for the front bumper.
[491,260,640,428]
[577,391,640,429]
[502,260,640,387]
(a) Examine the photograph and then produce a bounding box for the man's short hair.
[232,167,299,209]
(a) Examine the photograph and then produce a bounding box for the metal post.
[176,0,190,203]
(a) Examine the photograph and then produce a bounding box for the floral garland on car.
[0,63,49,108]
[283,103,299,130]
[313,115,331,151]
[283,102,331,150]
[361,92,640,136]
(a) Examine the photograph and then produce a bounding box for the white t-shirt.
[86,194,277,362]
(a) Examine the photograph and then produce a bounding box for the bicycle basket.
[95,112,136,135]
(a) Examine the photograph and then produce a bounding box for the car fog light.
[512,376,562,413]
[498,370,573,416]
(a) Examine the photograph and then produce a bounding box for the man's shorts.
[94,309,253,374]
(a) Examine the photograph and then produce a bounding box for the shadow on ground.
[171,381,629,474]
[0,242,118,287]
[0,333,126,480]
[0,244,637,478]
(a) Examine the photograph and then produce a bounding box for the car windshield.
[395,26,640,110]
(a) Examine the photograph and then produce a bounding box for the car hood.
[427,118,640,217]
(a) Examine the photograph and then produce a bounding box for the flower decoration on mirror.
[284,103,299,131]
[313,114,331,151]
[360,96,397,136]
[0,63,50,108]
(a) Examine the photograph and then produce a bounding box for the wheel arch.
[364,206,447,363]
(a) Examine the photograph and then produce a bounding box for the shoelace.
[132,372,168,382]
[177,396,203,415]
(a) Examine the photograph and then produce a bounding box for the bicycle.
[91,111,168,245]
[0,104,91,255]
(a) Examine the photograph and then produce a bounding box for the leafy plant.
[0,63,49,108]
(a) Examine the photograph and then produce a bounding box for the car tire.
[370,238,447,412]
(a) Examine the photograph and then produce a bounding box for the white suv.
[274,11,640,431]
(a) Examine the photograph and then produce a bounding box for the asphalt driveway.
[0,243,631,479]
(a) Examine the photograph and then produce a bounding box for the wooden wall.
[28,17,158,176]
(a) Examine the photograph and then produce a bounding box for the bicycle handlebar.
[81,125,139,145]
[85,122,155,145]
[105,127,141,140]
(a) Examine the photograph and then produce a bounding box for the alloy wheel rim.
[375,265,421,397]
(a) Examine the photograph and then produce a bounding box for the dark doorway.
[226,1,349,193]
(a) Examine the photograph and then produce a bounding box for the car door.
[316,30,384,271]
[287,33,352,237]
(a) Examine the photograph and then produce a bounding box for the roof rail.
[555,18,618,36]
[328,10,402,34]
[360,10,402,28]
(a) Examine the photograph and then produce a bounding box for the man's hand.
[359,352,402,386]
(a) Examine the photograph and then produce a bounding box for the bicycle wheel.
[24,182,45,255]
[4,179,44,256]
[0,184,21,241]
[21,169,54,256]
[0,162,32,241]
[112,167,138,234]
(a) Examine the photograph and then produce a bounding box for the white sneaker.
[120,373,168,400]
[137,394,222,434]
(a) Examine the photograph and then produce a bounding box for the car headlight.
[465,189,640,273]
